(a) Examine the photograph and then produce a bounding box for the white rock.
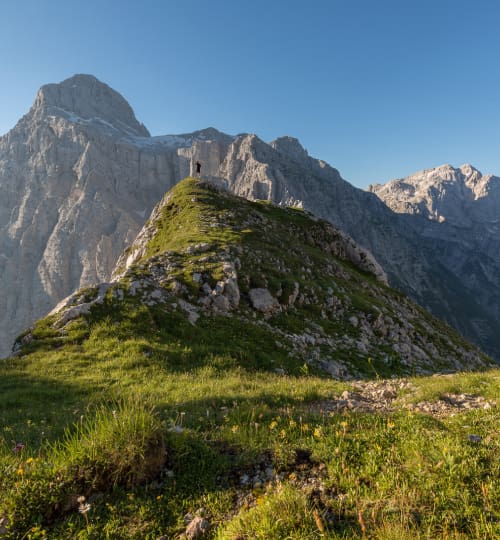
[248,288,279,313]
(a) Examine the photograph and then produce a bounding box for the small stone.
[468,434,482,443]
[185,516,210,539]
[223,278,240,307]
[248,288,279,313]
[213,295,230,312]
[201,283,212,295]
[0,516,10,536]
[240,474,250,485]
[349,316,358,327]
[150,289,163,300]
[265,467,275,479]
[215,281,225,294]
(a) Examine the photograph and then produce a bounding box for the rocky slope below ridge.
[17,178,491,377]
[216,136,500,360]
[1,73,499,362]
[368,165,500,356]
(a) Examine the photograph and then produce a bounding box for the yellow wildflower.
[314,426,323,439]
[269,421,278,430]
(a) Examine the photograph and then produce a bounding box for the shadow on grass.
[0,367,98,448]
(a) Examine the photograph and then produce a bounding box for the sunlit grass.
[0,178,497,538]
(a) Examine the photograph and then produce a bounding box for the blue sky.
[1,0,499,188]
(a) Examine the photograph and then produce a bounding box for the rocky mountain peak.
[31,74,150,137]
[270,136,309,162]
[182,126,234,144]
[369,163,500,222]
[459,163,480,176]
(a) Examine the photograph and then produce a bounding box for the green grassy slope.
[0,178,498,538]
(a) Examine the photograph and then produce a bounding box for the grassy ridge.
[0,178,498,538]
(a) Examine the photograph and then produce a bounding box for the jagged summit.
[30,73,150,137]
[369,163,500,225]
[178,126,235,144]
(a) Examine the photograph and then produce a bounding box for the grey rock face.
[369,164,500,359]
[0,75,233,356]
[34,74,150,137]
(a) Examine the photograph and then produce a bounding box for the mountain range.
[1,74,499,361]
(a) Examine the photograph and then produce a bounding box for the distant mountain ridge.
[1,74,499,361]
[368,165,500,358]
[369,163,500,228]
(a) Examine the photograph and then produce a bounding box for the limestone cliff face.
[0,75,233,356]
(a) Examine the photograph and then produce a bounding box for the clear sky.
[1,0,499,188]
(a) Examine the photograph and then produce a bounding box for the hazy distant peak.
[370,162,500,228]
[32,73,150,137]
[459,163,481,176]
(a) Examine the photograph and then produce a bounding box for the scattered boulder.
[185,516,210,539]
[408,393,494,417]
[286,281,300,306]
[248,288,279,313]
[223,278,240,308]
[178,299,200,324]
[212,295,230,312]
[0,516,9,536]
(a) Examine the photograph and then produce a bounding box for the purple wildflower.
[13,442,25,453]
